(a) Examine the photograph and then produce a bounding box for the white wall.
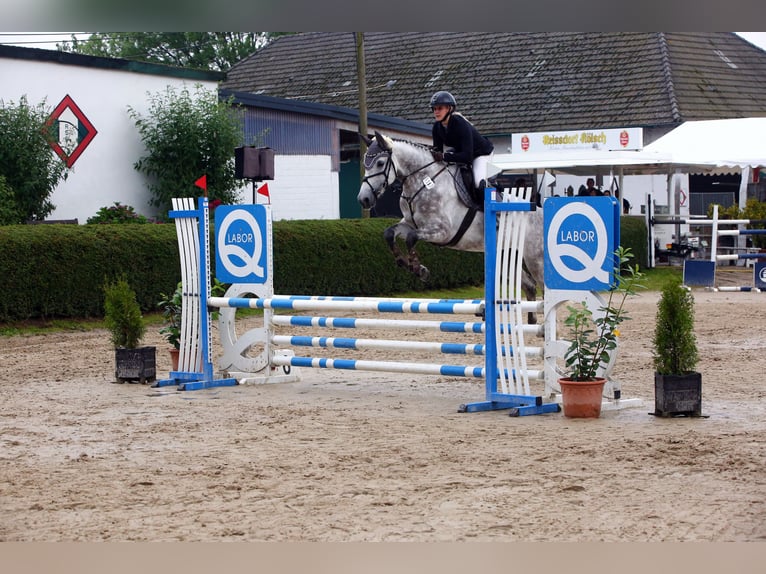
[242,155,339,221]
[0,55,220,222]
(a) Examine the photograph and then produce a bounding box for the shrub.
[0,175,24,226]
[87,202,149,224]
[0,96,70,223]
[652,278,699,375]
[103,276,146,349]
[129,85,244,217]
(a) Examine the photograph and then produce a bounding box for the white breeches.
[472,153,493,187]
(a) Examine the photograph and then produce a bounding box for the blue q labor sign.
[214,205,268,284]
[755,261,766,290]
[544,197,619,291]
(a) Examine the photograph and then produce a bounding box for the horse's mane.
[392,138,431,152]
[365,134,434,171]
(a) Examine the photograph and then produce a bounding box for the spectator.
[584,178,602,196]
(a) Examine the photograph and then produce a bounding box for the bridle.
[361,146,447,205]
[360,148,399,200]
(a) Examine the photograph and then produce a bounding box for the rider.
[429,91,494,206]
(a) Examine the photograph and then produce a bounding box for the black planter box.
[654,372,702,417]
[115,346,156,384]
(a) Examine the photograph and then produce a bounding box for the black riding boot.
[473,179,486,210]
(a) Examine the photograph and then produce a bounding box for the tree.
[0,96,70,224]
[128,84,244,216]
[59,33,283,72]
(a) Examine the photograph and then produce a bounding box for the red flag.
[194,175,207,191]
[257,183,270,203]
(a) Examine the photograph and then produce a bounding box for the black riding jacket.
[432,113,494,164]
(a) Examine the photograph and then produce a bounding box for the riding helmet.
[429,91,457,109]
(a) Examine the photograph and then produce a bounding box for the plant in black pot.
[104,275,156,384]
[652,278,702,417]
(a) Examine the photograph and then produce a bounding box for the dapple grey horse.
[357,131,544,321]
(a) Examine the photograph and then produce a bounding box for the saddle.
[453,165,484,212]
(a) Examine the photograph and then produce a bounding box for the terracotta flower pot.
[169,348,180,371]
[558,377,606,418]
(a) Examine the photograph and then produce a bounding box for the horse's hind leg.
[521,269,538,325]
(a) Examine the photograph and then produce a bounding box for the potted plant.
[559,246,645,418]
[158,282,182,370]
[157,279,227,371]
[103,275,156,384]
[652,278,702,417]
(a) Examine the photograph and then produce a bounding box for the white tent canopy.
[489,148,684,177]
[644,117,766,170]
[489,118,765,226]
[490,117,766,177]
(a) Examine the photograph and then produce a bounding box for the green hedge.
[0,224,180,321]
[0,219,485,322]
[0,215,647,322]
[271,218,484,296]
[619,216,648,270]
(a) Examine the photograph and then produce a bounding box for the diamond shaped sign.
[44,95,98,167]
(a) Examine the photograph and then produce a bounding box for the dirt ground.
[1,274,765,542]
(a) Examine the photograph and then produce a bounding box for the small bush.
[652,278,699,375]
[87,202,149,224]
[103,276,146,349]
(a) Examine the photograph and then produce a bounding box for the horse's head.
[357,131,398,209]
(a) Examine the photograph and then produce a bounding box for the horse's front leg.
[384,224,410,269]
[404,229,430,282]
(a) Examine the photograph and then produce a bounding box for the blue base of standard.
[459,393,561,416]
[152,370,238,391]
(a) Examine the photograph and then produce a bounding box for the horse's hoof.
[418,266,431,282]
[396,258,408,269]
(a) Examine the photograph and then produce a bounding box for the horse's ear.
[359,132,373,147]
[375,131,394,152]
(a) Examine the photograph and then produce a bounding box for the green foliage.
[270,218,484,296]
[87,202,149,224]
[709,199,766,248]
[157,282,182,349]
[0,96,69,223]
[103,275,146,349]
[563,246,646,381]
[157,278,227,349]
[0,223,180,321]
[0,175,24,225]
[619,215,648,269]
[652,278,699,375]
[129,85,244,217]
[60,32,282,71]
[0,217,484,323]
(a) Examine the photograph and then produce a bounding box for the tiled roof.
[222,32,766,134]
